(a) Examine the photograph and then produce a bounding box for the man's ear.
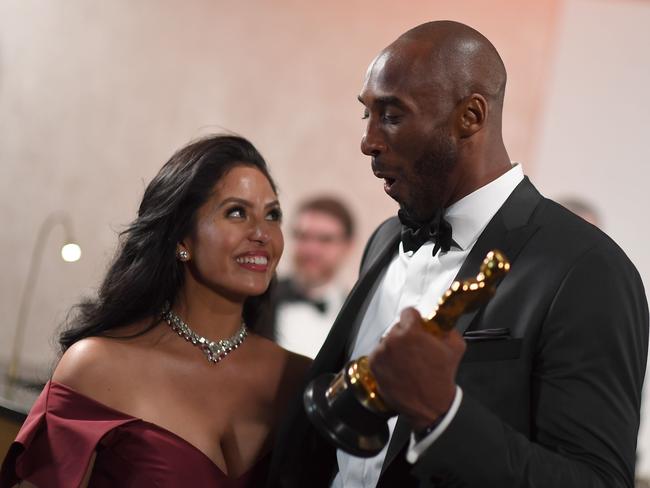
[458,94,488,138]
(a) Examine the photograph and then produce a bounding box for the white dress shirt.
[276,282,347,359]
[331,164,524,488]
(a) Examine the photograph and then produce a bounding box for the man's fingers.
[399,307,423,325]
[385,309,467,361]
[447,329,467,355]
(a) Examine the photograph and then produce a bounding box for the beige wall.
[531,0,650,475]
[0,0,559,370]
[3,0,650,478]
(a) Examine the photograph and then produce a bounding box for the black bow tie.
[398,208,457,256]
[280,285,328,314]
[303,297,327,314]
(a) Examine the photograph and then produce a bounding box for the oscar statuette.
[303,250,510,457]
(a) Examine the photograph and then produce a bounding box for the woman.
[1,135,311,487]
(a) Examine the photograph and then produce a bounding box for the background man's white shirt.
[276,282,347,359]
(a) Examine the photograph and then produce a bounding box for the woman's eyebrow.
[217,197,251,208]
[217,197,280,209]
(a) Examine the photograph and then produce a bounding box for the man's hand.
[368,307,466,431]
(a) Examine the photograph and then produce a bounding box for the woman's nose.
[249,221,271,244]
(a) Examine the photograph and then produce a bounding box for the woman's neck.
[172,283,245,340]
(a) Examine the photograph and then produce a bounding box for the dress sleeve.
[1,381,135,488]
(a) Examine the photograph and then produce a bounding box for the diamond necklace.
[162,304,248,364]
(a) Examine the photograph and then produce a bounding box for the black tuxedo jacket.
[268,178,648,487]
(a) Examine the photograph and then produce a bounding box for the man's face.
[358,43,459,221]
[292,210,351,288]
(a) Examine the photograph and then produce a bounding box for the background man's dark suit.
[268,178,648,487]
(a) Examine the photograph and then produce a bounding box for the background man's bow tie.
[282,287,327,313]
[398,208,457,256]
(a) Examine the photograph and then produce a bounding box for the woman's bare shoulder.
[54,336,117,383]
[53,319,164,384]
[250,334,312,372]
[283,349,313,380]
[52,334,140,408]
[248,335,312,401]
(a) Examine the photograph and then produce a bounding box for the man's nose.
[360,120,387,156]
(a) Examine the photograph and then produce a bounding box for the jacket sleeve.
[410,243,649,487]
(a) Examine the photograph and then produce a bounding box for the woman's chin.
[236,281,272,299]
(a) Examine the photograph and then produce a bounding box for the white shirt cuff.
[406,386,463,464]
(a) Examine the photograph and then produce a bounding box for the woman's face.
[182,164,283,301]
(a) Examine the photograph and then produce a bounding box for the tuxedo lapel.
[379,178,543,478]
[310,223,401,376]
[380,416,411,476]
[453,177,542,335]
[267,223,401,487]
[343,230,402,357]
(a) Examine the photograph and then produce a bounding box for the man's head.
[358,21,511,221]
[291,197,355,289]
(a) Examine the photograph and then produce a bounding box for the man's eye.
[266,208,283,222]
[361,110,369,120]
[382,114,401,124]
[226,207,245,218]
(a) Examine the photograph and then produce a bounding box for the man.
[268,196,355,358]
[269,21,648,487]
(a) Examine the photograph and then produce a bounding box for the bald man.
[269,21,648,487]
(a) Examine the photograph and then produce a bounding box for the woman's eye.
[266,208,283,222]
[226,207,245,219]
[361,110,369,120]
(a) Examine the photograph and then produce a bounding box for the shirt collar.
[445,163,525,251]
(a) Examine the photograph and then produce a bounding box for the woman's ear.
[176,243,191,262]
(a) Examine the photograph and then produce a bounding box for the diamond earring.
[177,249,190,262]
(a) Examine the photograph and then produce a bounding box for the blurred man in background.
[266,196,355,358]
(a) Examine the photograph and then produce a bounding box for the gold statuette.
[303,250,510,457]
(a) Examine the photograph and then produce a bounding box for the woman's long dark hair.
[59,135,277,352]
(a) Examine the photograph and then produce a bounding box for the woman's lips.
[235,253,269,272]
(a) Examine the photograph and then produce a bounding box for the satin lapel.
[380,416,411,475]
[310,228,401,376]
[267,224,401,487]
[453,177,542,335]
[378,178,544,480]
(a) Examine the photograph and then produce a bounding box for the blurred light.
[61,243,81,262]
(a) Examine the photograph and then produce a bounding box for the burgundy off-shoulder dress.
[0,381,268,487]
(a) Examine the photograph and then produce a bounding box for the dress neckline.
[46,380,266,480]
